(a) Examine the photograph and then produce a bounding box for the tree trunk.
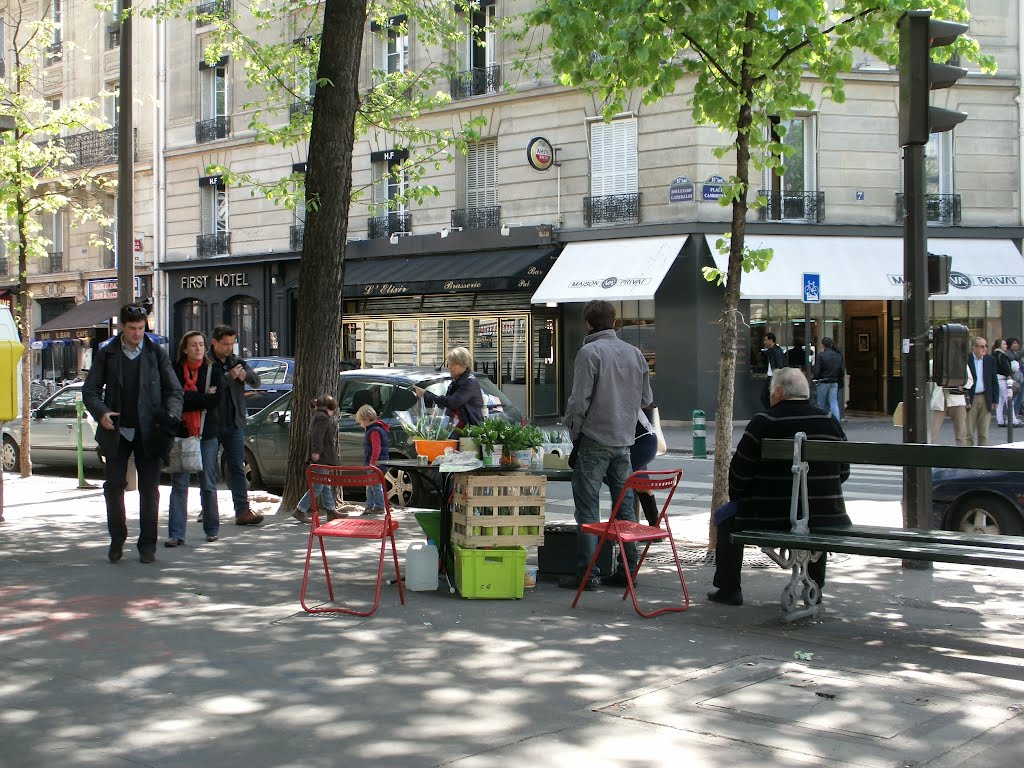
[279,0,367,511]
[709,14,756,547]
[16,188,32,478]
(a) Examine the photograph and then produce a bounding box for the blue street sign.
[803,272,821,304]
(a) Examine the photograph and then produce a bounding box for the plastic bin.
[452,543,526,599]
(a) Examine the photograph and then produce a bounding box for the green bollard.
[76,399,95,489]
[692,409,707,459]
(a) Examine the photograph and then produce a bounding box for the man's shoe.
[235,509,264,526]
[164,538,184,548]
[360,507,385,516]
[108,542,124,563]
[601,570,635,588]
[196,512,203,523]
[206,535,219,542]
[139,551,156,564]
[291,509,310,524]
[558,574,599,591]
[706,588,743,606]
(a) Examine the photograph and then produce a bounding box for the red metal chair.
[299,465,406,617]
[571,469,689,618]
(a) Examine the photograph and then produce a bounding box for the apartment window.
[451,1,498,98]
[197,176,229,256]
[102,195,116,268]
[761,114,822,222]
[105,0,123,49]
[41,209,65,272]
[201,62,227,121]
[47,0,63,62]
[372,156,407,215]
[586,117,639,225]
[466,140,497,209]
[104,83,119,130]
[897,131,959,224]
[371,14,409,82]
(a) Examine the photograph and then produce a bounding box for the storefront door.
[846,312,883,412]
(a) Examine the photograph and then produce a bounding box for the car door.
[31,388,89,465]
[336,380,398,463]
[249,393,292,486]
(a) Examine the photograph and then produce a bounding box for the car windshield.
[246,359,293,384]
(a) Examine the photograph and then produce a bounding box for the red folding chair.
[299,465,406,617]
[571,469,689,618]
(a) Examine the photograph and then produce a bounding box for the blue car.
[931,441,1024,536]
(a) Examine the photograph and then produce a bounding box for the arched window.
[175,298,207,344]
[227,296,258,357]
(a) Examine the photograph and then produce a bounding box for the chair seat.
[581,520,670,543]
[314,518,399,539]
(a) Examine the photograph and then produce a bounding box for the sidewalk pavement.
[1,470,1022,767]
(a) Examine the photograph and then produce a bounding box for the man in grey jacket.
[561,300,653,591]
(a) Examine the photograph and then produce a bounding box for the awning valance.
[706,235,1024,300]
[33,299,118,342]
[530,235,688,304]
[344,246,558,298]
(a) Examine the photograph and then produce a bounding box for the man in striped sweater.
[709,368,851,606]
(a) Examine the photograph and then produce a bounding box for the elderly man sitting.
[709,368,851,606]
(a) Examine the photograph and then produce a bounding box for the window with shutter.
[201,66,227,120]
[590,118,637,197]
[372,161,406,212]
[466,140,498,209]
[200,183,227,235]
[371,17,408,83]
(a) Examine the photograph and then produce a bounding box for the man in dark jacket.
[965,336,999,445]
[812,337,844,422]
[710,368,850,606]
[209,325,263,525]
[84,304,183,564]
[760,332,786,409]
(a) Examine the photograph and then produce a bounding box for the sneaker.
[235,509,265,526]
[706,588,743,606]
[163,538,185,548]
[601,570,635,588]
[557,574,599,591]
[291,509,310,525]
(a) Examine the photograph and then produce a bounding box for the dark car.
[241,367,525,506]
[242,357,360,416]
[931,441,1024,536]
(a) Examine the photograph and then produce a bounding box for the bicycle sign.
[802,273,821,304]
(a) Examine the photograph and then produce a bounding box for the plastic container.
[414,439,458,462]
[405,541,439,591]
[413,510,441,543]
[452,543,526,599]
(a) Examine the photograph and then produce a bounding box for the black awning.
[34,299,118,341]
[344,246,558,298]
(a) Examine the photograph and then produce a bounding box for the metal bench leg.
[762,546,823,622]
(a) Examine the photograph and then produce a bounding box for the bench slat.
[760,438,1024,471]
[731,530,1024,569]
[814,525,1024,551]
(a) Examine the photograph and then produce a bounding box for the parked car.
[240,367,526,506]
[931,441,1024,536]
[242,356,359,415]
[1,383,104,471]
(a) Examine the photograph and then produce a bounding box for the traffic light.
[899,10,969,146]
[927,252,951,295]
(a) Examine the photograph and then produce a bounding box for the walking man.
[812,337,844,423]
[209,325,264,525]
[760,332,786,409]
[84,304,183,563]
[965,336,999,446]
[560,300,652,591]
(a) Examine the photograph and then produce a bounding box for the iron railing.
[895,193,962,225]
[44,252,64,273]
[195,0,231,26]
[61,128,129,168]
[195,116,231,143]
[289,99,313,119]
[758,190,826,223]
[449,64,501,100]
[451,205,501,230]
[368,212,412,240]
[584,193,640,226]
[196,232,231,257]
[46,42,63,64]
[290,224,304,251]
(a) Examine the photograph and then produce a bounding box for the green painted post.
[692,409,707,459]
[75,399,94,489]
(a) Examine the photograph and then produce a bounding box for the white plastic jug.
[405,542,439,591]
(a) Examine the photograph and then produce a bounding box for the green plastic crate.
[452,543,526,600]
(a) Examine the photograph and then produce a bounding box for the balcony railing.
[290,224,304,251]
[895,193,962,225]
[44,252,64,274]
[368,212,412,240]
[757,190,826,223]
[0,260,9,277]
[46,42,63,64]
[289,99,313,119]
[106,23,120,49]
[449,64,501,100]
[195,0,231,26]
[196,232,231,257]
[195,116,231,143]
[451,205,501,231]
[61,128,131,168]
[584,193,640,227]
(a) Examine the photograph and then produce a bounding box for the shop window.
[748,299,843,374]
[586,117,639,226]
[363,320,389,368]
[227,297,258,357]
[891,300,1002,377]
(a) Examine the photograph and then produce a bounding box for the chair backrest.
[306,464,391,524]
[608,469,683,523]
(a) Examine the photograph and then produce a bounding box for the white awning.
[705,234,1024,300]
[531,235,688,304]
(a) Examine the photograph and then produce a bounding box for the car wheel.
[1,437,18,472]
[242,449,262,490]
[384,464,431,508]
[950,495,1024,536]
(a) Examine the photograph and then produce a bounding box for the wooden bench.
[730,434,1024,622]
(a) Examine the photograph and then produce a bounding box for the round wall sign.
[526,136,555,172]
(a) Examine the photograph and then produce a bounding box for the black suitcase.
[538,523,614,576]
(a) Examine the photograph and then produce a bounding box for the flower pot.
[515,449,533,467]
[413,439,458,463]
[459,437,479,457]
[491,444,504,466]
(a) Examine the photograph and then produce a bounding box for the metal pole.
[117,3,135,305]
[902,142,932,554]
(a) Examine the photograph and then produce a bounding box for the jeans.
[168,438,220,540]
[816,382,840,422]
[219,426,249,516]
[296,483,337,517]
[571,435,637,576]
[104,434,162,554]
[365,482,385,509]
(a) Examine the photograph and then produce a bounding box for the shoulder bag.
[166,367,211,474]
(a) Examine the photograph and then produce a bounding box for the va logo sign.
[949,271,972,290]
[601,277,618,289]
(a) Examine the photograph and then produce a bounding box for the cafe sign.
[87,277,142,301]
[526,136,555,172]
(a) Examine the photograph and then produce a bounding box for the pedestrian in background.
[292,395,340,524]
[84,304,183,564]
[993,339,1019,427]
[357,404,390,516]
[965,336,998,446]
[812,337,844,423]
[760,332,786,410]
[165,331,221,547]
[929,359,973,446]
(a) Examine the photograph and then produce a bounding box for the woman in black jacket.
[412,347,485,432]
[166,331,222,546]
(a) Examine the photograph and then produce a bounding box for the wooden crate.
[451,472,546,548]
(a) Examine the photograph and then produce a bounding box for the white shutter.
[590,122,609,197]
[372,161,388,207]
[467,140,497,208]
[804,117,817,192]
[200,187,213,234]
[591,119,637,197]
[201,69,214,120]
[484,5,496,68]
[372,34,386,81]
[941,133,954,193]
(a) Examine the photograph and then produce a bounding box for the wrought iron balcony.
[290,224,304,251]
[0,259,9,277]
[195,116,231,143]
[289,99,313,119]
[451,205,501,231]
[196,232,231,257]
[106,23,120,49]
[449,64,501,100]
[895,193,962,225]
[195,0,231,26]
[61,128,129,168]
[44,252,64,274]
[368,212,412,240]
[757,190,826,223]
[46,42,63,64]
[584,193,640,227]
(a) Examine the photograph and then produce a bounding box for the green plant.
[463,419,512,451]
[504,423,545,452]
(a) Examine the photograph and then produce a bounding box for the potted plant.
[503,423,545,467]
[464,419,510,466]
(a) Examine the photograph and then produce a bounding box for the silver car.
[1,384,104,471]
